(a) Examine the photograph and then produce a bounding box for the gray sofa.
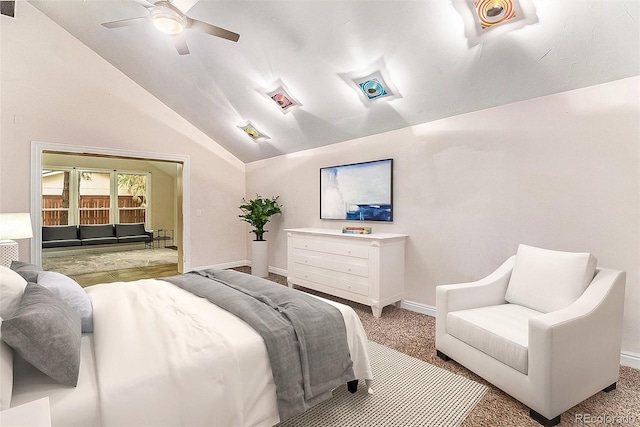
[42,224,152,248]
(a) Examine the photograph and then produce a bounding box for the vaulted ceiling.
[29,0,640,163]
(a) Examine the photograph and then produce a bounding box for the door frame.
[31,141,190,272]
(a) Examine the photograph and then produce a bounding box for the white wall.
[246,76,640,355]
[0,3,247,269]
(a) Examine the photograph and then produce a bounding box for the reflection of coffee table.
[153,229,174,249]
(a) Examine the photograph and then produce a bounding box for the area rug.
[277,341,488,427]
[42,248,177,275]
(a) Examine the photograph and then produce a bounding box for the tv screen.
[320,158,393,222]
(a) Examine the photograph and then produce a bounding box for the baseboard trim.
[621,351,640,369]
[400,299,436,317]
[270,266,288,276]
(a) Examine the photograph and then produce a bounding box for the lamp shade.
[0,213,33,240]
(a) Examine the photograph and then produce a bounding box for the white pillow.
[0,266,28,319]
[0,317,13,410]
[505,244,597,313]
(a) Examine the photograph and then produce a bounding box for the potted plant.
[239,195,282,277]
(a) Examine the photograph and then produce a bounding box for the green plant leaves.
[238,195,282,241]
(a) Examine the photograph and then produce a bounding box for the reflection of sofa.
[42,225,82,248]
[436,244,626,426]
[42,224,152,248]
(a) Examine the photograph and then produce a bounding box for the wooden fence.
[42,195,146,225]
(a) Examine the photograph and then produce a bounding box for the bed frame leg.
[347,379,358,393]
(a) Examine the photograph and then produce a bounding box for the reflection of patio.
[43,247,178,276]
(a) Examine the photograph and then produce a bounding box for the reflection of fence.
[42,195,146,225]
[42,195,68,226]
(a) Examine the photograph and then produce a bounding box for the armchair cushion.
[505,244,597,313]
[447,303,542,374]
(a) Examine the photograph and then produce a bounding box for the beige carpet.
[232,267,640,427]
[277,341,487,427]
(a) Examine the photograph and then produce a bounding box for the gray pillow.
[37,271,93,333]
[9,261,42,283]
[1,283,81,387]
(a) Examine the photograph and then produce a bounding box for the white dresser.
[285,228,407,317]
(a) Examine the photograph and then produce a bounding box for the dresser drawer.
[291,252,369,277]
[290,264,370,297]
[292,237,369,259]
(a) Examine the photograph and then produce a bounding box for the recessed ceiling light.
[358,78,388,100]
[475,0,517,29]
[238,122,270,142]
[352,72,393,101]
[261,81,301,114]
[340,60,401,107]
[272,93,293,109]
[452,0,537,46]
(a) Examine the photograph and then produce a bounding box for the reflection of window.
[41,169,72,225]
[118,173,147,224]
[78,171,111,224]
[41,168,150,226]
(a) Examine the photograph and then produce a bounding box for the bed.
[0,265,373,427]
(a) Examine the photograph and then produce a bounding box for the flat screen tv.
[320,158,393,222]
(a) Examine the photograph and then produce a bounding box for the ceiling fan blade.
[174,35,190,55]
[187,18,239,42]
[102,16,149,29]
[169,0,199,14]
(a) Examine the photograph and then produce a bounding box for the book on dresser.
[285,228,408,317]
[342,226,372,234]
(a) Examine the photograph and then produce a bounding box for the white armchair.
[436,244,626,426]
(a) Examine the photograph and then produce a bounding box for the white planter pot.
[251,240,269,277]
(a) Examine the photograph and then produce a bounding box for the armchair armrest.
[436,255,515,313]
[436,256,515,343]
[528,268,626,414]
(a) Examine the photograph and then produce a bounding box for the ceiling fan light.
[154,17,184,34]
[151,4,186,35]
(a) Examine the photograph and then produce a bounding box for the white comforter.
[85,278,372,427]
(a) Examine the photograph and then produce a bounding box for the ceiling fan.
[101,0,239,55]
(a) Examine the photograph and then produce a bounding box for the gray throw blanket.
[162,268,355,421]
